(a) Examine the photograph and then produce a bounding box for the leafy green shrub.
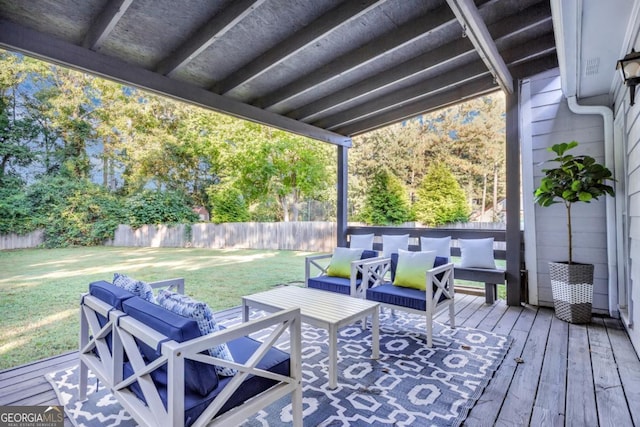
[414,163,470,226]
[0,186,37,234]
[25,176,125,247]
[207,184,250,223]
[124,189,199,228]
[361,169,413,225]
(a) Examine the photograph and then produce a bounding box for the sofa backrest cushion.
[122,297,219,396]
[361,250,378,260]
[89,280,135,311]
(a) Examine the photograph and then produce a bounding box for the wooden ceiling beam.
[155,0,267,77]
[315,60,493,131]
[446,0,514,93]
[290,3,551,123]
[82,0,133,50]
[214,0,386,96]
[319,40,555,132]
[335,54,558,136]
[0,19,351,147]
[290,38,475,122]
[336,77,498,136]
[254,3,457,110]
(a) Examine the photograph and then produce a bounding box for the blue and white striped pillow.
[156,290,237,377]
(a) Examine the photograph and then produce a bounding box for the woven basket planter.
[549,262,594,323]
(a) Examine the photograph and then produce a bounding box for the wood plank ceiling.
[0,0,557,146]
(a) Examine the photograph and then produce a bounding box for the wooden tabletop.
[242,286,379,325]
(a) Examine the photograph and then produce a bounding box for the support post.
[337,145,348,247]
[505,82,523,306]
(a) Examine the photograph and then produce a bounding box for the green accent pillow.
[393,249,437,291]
[326,247,364,278]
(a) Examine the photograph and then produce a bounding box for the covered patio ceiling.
[0,0,557,146]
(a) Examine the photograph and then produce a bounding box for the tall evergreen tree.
[414,163,469,226]
[361,169,413,225]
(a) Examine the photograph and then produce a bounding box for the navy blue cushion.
[125,334,290,427]
[308,276,362,295]
[366,282,447,311]
[357,250,378,280]
[361,250,378,260]
[122,297,219,396]
[87,281,137,356]
[390,254,448,282]
[89,280,135,311]
[370,255,450,310]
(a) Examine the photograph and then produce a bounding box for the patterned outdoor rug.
[47,310,511,426]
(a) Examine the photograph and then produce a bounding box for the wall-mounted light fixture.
[617,49,640,106]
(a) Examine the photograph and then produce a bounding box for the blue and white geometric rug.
[47,309,511,427]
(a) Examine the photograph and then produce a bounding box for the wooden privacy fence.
[0,229,44,250]
[106,222,337,252]
[1,222,506,252]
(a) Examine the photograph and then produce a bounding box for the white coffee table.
[242,286,379,389]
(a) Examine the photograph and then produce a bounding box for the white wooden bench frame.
[362,258,456,348]
[79,278,303,427]
[304,253,380,297]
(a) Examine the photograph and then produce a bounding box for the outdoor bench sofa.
[347,227,510,304]
[79,278,302,427]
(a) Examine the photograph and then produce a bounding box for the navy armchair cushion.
[307,276,364,295]
[89,280,135,311]
[124,334,290,427]
[122,297,219,396]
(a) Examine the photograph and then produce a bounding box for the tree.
[361,169,413,225]
[0,51,43,187]
[227,126,333,221]
[207,182,250,223]
[349,92,505,221]
[414,163,469,226]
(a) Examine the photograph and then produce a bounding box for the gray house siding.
[522,68,610,313]
[617,64,640,354]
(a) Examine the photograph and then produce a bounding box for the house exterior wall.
[521,68,610,313]
[614,34,640,355]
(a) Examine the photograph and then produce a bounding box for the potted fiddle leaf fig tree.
[534,141,615,323]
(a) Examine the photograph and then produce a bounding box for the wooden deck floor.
[2,294,639,426]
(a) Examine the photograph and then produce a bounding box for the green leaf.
[578,192,592,202]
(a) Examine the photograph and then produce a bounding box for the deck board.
[566,322,598,426]
[530,314,568,426]
[2,296,640,427]
[604,317,640,426]
[589,317,634,427]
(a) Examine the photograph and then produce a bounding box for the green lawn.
[0,247,312,370]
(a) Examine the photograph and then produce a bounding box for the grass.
[0,247,312,371]
[0,247,505,370]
